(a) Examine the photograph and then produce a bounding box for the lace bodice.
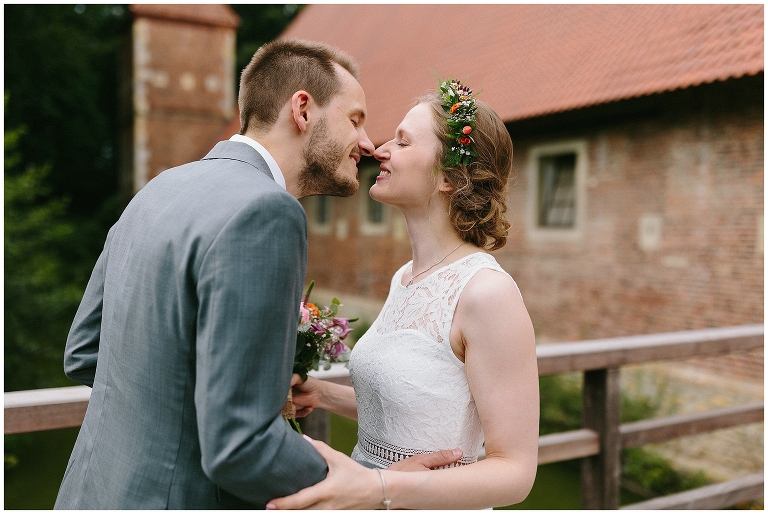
[349,252,514,469]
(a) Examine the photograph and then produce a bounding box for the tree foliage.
[4,107,84,390]
[4,4,128,216]
[230,4,304,73]
[4,5,302,391]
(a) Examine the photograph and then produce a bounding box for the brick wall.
[507,79,763,339]
[303,76,764,381]
[121,6,237,195]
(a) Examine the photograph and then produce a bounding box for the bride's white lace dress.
[349,252,518,469]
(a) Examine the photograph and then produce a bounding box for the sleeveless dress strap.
[437,253,511,347]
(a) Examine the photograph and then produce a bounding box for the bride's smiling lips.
[377,164,391,181]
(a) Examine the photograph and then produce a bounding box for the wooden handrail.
[4,385,90,435]
[621,472,764,510]
[536,323,764,376]
[5,325,764,509]
[620,401,764,448]
[537,429,599,464]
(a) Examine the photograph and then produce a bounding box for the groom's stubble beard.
[298,117,359,198]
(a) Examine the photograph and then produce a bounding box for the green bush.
[539,373,583,434]
[622,446,709,495]
[538,373,711,499]
[4,115,82,392]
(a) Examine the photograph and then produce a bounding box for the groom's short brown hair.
[238,39,360,134]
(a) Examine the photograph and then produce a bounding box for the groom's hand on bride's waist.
[388,448,463,471]
[266,439,464,509]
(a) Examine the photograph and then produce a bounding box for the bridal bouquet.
[283,280,356,431]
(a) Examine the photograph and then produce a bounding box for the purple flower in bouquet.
[330,318,353,340]
[292,281,357,382]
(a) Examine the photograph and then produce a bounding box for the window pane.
[316,195,330,225]
[538,153,576,228]
[366,173,384,224]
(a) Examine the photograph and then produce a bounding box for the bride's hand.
[388,448,463,471]
[290,374,323,418]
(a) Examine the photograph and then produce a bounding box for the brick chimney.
[119,4,240,197]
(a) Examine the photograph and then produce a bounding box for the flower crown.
[439,78,478,168]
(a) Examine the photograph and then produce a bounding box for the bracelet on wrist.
[376,468,391,510]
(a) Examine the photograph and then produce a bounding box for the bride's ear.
[438,174,455,194]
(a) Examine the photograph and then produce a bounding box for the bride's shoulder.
[454,266,532,344]
[460,266,524,314]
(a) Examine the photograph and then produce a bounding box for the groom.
[55,39,458,510]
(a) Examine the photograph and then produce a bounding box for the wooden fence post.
[582,367,621,509]
[298,409,330,443]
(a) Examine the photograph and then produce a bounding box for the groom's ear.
[291,91,311,133]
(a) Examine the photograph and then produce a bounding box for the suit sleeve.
[63,228,113,387]
[194,191,328,505]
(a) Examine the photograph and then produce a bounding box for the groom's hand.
[388,448,463,471]
[268,436,384,509]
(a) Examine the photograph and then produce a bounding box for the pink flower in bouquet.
[285,281,359,432]
[300,304,311,324]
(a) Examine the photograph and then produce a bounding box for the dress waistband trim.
[356,429,478,469]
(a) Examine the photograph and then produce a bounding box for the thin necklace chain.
[406,242,466,287]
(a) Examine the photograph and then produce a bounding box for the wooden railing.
[5,324,764,509]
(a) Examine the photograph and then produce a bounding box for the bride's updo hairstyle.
[418,90,513,251]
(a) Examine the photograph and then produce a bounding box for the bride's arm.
[268,269,539,509]
[291,375,359,421]
[382,269,540,508]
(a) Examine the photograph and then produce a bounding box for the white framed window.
[358,164,389,236]
[305,195,333,235]
[526,140,588,243]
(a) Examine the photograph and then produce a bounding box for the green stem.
[287,417,303,435]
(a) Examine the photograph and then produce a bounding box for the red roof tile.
[280,4,763,144]
[130,4,240,29]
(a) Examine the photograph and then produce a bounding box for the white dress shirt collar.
[229,134,286,191]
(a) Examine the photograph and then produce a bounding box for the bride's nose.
[373,140,392,161]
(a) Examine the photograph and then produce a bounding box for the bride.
[269,80,539,510]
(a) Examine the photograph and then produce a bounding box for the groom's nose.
[358,129,374,157]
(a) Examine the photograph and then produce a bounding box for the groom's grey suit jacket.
[54,141,328,509]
